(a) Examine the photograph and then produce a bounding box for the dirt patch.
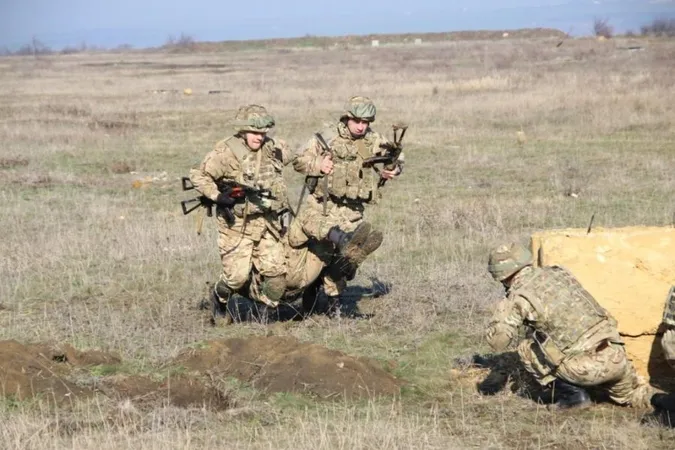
[0,340,94,403]
[175,336,402,399]
[0,157,29,169]
[0,340,230,410]
[101,375,231,410]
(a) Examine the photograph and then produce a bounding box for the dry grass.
[1,35,675,448]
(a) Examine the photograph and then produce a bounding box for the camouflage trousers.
[284,239,345,297]
[286,195,365,297]
[518,339,655,408]
[217,228,286,291]
[290,195,364,243]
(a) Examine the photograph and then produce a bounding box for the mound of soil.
[0,340,106,402]
[0,340,229,410]
[101,375,231,410]
[175,336,402,399]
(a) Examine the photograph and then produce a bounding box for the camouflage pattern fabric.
[662,330,675,369]
[232,104,275,133]
[342,96,377,122]
[189,107,291,296]
[288,194,364,245]
[518,339,654,407]
[509,266,611,365]
[487,265,654,407]
[217,229,286,291]
[663,285,675,328]
[284,238,346,298]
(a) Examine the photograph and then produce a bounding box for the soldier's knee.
[221,269,249,290]
[261,275,287,302]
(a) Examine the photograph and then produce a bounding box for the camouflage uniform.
[189,105,292,306]
[661,287,675,369]
[289,96,403,298]
[486,243,654,408]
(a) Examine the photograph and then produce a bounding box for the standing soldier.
[485,242,655,409]
[189,105,292,323]
[289,96,404,316]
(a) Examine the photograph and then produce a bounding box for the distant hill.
[164,28,568,53]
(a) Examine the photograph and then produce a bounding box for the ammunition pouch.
[533,330,567,367]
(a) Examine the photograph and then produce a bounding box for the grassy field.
[1,34,674,449]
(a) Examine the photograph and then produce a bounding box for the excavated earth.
[0,339,231,410]
[0,336,401,408]
[174,336,402,399]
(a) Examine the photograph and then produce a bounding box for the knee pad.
[261,275,287,302]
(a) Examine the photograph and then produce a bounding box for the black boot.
[651,393,675,412]
[327,223,371,256]
[550,380,591,409]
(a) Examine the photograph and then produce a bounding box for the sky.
[0,0,673,50]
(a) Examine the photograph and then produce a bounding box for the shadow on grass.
[198,277,392,324]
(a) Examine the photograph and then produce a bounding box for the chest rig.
[225,135,287,209]
[317,123,379,202]
[511,266,610,365]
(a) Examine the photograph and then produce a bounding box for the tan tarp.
[530,226,675,389]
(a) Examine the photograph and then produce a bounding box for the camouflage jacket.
[486,266,622,366]
[189,134,291,240]
[292,121,403,205]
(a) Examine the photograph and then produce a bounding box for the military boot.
[651,393,675,412]
[340,229,384,279]
[327,222,371,260]
[211,280,233,325]
[550,380,591,409]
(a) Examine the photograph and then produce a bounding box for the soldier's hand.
[320,155,334,174]
[380,165,401,180]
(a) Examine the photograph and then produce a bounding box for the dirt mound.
[0,340,107,402]
[175,336,402,399]
[0,340,229,410]
[102,375,231,410]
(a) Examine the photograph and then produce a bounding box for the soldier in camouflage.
[648,286,675,413]
[485,242,655,409]
[189,105,292,323]
[289,96,403,315]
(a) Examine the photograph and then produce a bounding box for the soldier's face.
[244,131,266,150]
[346,118,369,137]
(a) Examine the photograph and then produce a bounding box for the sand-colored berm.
[531,226,675,389]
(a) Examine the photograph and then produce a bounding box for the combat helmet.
[488,243,533,282]
[341,96,376,122]
[233,104,275,133]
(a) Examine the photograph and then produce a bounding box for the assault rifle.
[362,122,408,187]
[180,177,275,227]
[314,132,333,217]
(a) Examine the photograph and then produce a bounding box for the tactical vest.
[315,125,380,202]
[511,266,610,366]
[225,135,287,210]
